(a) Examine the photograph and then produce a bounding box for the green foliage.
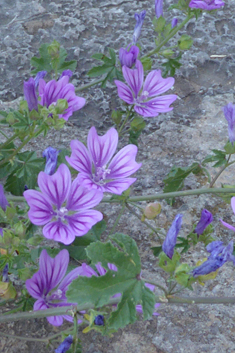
[111,110,123,125]
[30,40,77,75]
[152,16,166,33]
[224,141,235,154]
[4,151,44,196]
[163,162,203,195]
[158,251,180,273]
[151,246,162,257]
[60,220,106,261]
[128,117,146,146]
[176,224,214,253]
[178,34,193,50]
[66,233,155,330]
[216,184,235,204]
[140,57,152,71]
[162,53,182,77]
[202,149,227,167]
[87,48,123,88]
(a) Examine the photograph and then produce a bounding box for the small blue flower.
[162,214,183,259]
[155,0,163,18]
[133,10,146,44]
[0,184,9,211]
[42,147,60,175]
[2,263,9,283]
[23,78,38,112]
[55,335,73,353]
[171,18,178,28]
[192,257,225,277]
[194,209,213,236]
[223,103,235,144]
[94,315,104,326]
[34,71,47,88]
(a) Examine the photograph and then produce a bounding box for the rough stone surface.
[1,0,235,352]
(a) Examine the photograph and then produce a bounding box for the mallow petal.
[87,127,118,168]
[43,220,75,245]
[38,164,71,209]
[24,190,54,226]
[114,80,135,104]
[102,178,137,195]
[122,60,144,98]
[134,95,178,117]
[66,210,103,238]
[143,71,175,97]
[220,219,235,232]
[66,140,92,174]
[108,145,142,179]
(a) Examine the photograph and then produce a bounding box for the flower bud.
[223,103,235,144]
[162,214,182,259]
[0,184,9,211]
[119,45,139,68]
[178,34,193,50]
[194,209,213,236]
[55,335,73,353]
[133,10,146,44]
[155,0,163,18]
[94,315,104,326]
[144,203,161,219]
[43,147,60,175]
[23,78,38,112]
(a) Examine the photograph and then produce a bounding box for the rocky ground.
[1,0,235,352]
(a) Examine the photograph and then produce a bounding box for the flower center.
[93,165,111,185]
[56,207,68,221]
[135,90,149,105]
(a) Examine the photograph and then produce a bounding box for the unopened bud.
[144,203,161,219]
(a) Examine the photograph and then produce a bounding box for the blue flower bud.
[34,71,47,88]
[171,17,178,28]
[192,257,225,277]
[60,70,73,79]
[94,315,104,326]
[119,45,139,68]
[0,184,9,211]
[42,147,60,175]
[133,10,146,44]
[194,209,213,236]
[2,263,9,283]
[155,0,163,18]
[55,335,73,353]
[162,214,183,259]
[23,78,38,112]
[223,103,235,144]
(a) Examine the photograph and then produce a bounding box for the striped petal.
[66,140,92,174]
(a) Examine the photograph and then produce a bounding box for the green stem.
[0,133,18,149]
[7,186,235,205]
[110,203,126,234]
[1,295,235,325]
[210,154,231,187]
[125,203,162,243]
[2,305,23,315]
[141,277,168,296]
[72,311,78,353]
[0,126,44,167]
[118,106,134,135]
[143,13,195,59]
[75,78,104,92]
[102,187,235,203]
[0,130,9,139]
[0,328,73,343]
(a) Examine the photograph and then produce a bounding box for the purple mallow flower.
[115,60,177,118]
[66,126,141,195]
[119,45,139,68]
[133,10,146,44]
[23,164,103,245]
[223,103,235,144]
[55,335,73,353]
[24,74,85,120]
[43,146,60,175]
[171,18,178,28]
[26,249,84,326]
[155,0,163,18]
[38,75,86,121]
[220,197,235,232]
[189,0,224,10]
[192,240,235,277]
[0,184,9,211]
[59,70,73,79]
[162,214,183,259]
[194,209,213,236]
[79,262,160,316]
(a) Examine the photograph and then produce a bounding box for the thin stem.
[0,130,9,139]
[210,154,231,187]
[2,295,235,325]
[2,305,23,315]
[110,203,126,234]
[0,328,73,343]
[72,311,78,353]
[102,187,235,203]
[125,203,162,243]
[143,13,195,59]
[141,277,168,296]
[75,78,104,92]
[118,106,134,135]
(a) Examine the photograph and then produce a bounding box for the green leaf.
[108,48,116,65]
[202,149,227,167]
[31,43,52,74]
[152,16,166,32]
[162,53,182,77]
[61,220,106,261]
[163,162,202,194]
[140,57,152,71]
[224,141,235,154]
[216,184,235,204]
[178,34,193,50]
[158,251,180,273]
[151,246,162,257]
[87,64,113,78]
[66,233,155,330]
[58,60,77,73]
